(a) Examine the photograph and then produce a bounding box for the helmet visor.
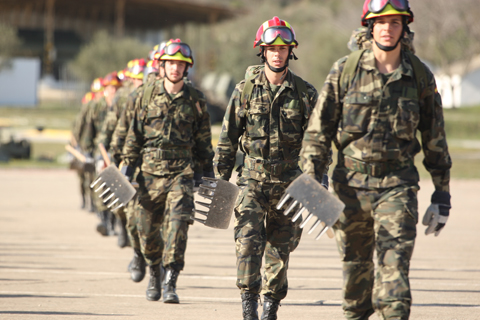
[369,0,409,13]
[165,43,192,58]
[261,27,294,46]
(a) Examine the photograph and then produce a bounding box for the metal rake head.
[276,173,344,240]
[89,164,136,211]
[192,177,239,229]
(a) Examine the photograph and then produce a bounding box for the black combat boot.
[241,292,259,320]
[117,219,129,248]
[163,268,180,304]
[130,249,146,282]
[261,295,280,320]
[96,211,108,236]
[146,264,161,301]
[89,196,96,213]
[106,212,116,236]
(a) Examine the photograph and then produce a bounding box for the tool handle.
[65,144,86,163]
[326,228,334,238]
[70,134,78,148]
[98,143,111,167]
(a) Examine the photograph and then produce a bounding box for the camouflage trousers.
[134,171,194,270]
[126,195,170,251]
[332,182,419,320]
[234,179,302,301]
[126,195,141,250]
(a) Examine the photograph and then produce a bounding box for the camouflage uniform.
[215,69,318,301]
[111,75,155,252]
[123,78,214,270]
[96,81,135,231]
[81,95,110,213]
[301,48,452,319]
[72,99,92,208]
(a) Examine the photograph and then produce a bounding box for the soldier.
[214,17,320,319]
[72,90,94,210]
[122,39,214,303]
[77,78,104,213]
[110,57,152,278]
[98,63,143,247]
[300,1,452,319]
[82,73,120,236]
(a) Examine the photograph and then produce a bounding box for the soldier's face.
[165,60,187,83]
[158,66,165,78]
[372,15,403,47]
[104,85,117,100]
[264,46,289,68]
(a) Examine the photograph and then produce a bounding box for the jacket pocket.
[391,97,420,141]
[246,103,269,138]
[342,92,374,133]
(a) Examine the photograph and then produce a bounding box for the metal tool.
[192,177,239,229]
[277,173,344,240]
[90,164,136,211]
[65,144,95,173]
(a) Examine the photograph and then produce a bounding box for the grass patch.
[444,105,480,140]
[0,101,80,130]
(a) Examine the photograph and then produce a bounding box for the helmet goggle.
[163,42,192,59]
[257,27,295,47]
[368,0,408,13]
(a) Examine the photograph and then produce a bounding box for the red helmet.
[157,39,194,65]
[361,0,413,26]
[90,77,103,92]
[102,71,121,87]
[254,16,298,48]
[129,58,146,80]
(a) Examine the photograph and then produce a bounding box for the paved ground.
[0,169,479,320]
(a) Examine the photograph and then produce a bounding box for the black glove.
[321,174,329,190]
[120,165,134,182]
[422,191,451,236]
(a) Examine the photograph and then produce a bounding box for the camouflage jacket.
[301,49,452,192]
[72,100,92,145]
[123,78,214,177]
[79,96,108,154]
[215,69,319,183]
[97,82,135,153]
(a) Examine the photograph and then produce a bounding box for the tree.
[70,31,150,83]
[0,23,22,71]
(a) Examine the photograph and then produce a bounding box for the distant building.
[434,54,480,108]
[0,58,40,107]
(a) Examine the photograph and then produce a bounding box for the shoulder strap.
[406,52,428,100]
[240,75,256,112]
[339,49,365,100]
[186,83,202,122]
[293,74,308,114]
[141,84,155,113]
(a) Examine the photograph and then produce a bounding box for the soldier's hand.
[120,165,134,182]
[422,191,451,236]
[193,172,203,192]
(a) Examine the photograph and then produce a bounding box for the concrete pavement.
[0,169,479,319]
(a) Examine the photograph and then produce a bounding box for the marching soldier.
[122,39,214,303]
[214,17,320,319]
[98,62,143,247]
[300,1,452,319]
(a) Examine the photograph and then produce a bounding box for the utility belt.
[244,156,299,176]
[343,156,413,177]
[142,147,192,160]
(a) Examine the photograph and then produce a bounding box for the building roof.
[0,0,237,33]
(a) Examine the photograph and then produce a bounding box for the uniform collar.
[155,78,187,99]
[254,68,295,91]
[359,49,415,79]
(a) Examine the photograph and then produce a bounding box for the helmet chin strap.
[260,47,294,73]
[165,73,184,84]
[370,19,409,52]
